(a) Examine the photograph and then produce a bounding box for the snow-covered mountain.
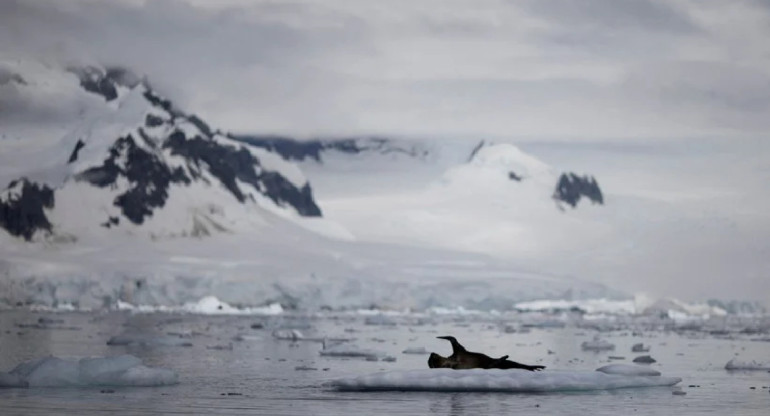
[0,61,323,242]
[1,60,759,314]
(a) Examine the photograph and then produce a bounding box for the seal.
[428,336,545,371]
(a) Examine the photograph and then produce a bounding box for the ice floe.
[596,364,661,376]
[331,368,681,392]
[631,343,650,353]
[724,358,770,371]
[0,355,178,388]
[581,337,615,351]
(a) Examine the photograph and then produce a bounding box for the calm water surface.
[0,310,768,415]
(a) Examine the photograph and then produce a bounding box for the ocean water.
[0,310,768,415]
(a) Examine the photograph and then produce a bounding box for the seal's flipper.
[436,336,467,354]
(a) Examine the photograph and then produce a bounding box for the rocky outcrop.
[553,173,604,208]
[0,179,55,241]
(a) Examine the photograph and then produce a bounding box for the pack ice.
[331,368,681,392]
[0,355,178,388]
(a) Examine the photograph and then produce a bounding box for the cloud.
[1,0,769,139]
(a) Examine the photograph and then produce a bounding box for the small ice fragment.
[631,343,650,353]
[581,337,615,351]
[402,347,428,354]
[272,329,304,341]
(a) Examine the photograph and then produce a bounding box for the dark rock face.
[77,135,190,224]
[230,136,427,163]
[165,131,321,216]
[144,114,164,128]
[69,66,140,102]
[553,173,604,208]
[0,179,55,241]
[69,67,118,101]
[231,135,325,161]
[67,140,85,164]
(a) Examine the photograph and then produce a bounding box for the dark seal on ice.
[428,336,545,371]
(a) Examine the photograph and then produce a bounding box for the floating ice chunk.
[0,355,178,388]
[331,369,681,392]
[725,358,770,370]
[581,337,615,351]
[633,355,656,364]
[402,346,429,354]
[272,329,304,341]
[320,343,388,360]
[596,364,661,376]
[107,333,192,347]
[632,343,650,353]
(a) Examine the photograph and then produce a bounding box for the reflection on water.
[0,310,768,415]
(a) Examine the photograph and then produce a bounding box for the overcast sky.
[2,0,769,302]
[2,0,769,140]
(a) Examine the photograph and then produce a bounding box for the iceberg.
[330,368,681,392]
[0,355,178,388]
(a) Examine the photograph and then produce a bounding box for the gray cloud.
[1,0,768,139]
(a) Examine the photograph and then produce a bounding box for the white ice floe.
[0,355,178,388]
[581,337,615,351]
[331,368,681,392]
[596,364,661,376]
[724,358,770,370]
[402,346,429,354]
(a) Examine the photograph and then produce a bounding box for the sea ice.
[331,368,681,392]
[596,364,661,376]
[0,355,178,388]
[724,358,770,370]
[632,343,650,353]
[581,337,615,351]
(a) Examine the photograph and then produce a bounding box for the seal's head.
[428,352,452,368]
